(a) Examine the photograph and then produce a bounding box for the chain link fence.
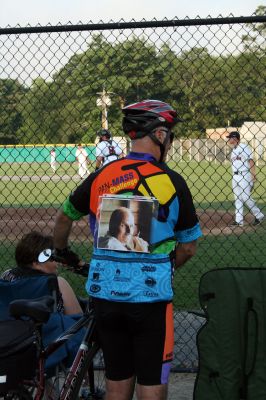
[0,12,266,371]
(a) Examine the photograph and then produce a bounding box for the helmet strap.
[149,130,170,163]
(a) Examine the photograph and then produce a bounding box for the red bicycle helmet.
[122,99,182,139]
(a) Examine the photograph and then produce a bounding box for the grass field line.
[0,174,83,182]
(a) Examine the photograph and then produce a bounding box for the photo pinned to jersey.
[96,194,159,253]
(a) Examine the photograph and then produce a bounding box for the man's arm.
[54,210,74,250]
[95,155,103,169]
[175,240,197,269]
[53,210,84,266]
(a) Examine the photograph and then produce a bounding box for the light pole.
[96,88,113,129]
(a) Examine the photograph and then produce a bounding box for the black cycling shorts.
[92,298,174,385]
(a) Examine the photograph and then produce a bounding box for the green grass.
[0,161,94,177]
[0,162,75,176]
[1,160,265,210]
[0,179,78,207]
[0,162,82,207]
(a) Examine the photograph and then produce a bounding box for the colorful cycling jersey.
[63,152,202,302]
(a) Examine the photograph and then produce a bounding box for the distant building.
[239,121,266,141]
[206,121,266,141]
[206,121,266,161]
[240,122,266,160]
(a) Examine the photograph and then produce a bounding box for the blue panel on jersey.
[176,222,202,243]
[150,197,179,244]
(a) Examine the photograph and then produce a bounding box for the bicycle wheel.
[79,349,105,400]
[44,368,68,399]
[57,342,105,400]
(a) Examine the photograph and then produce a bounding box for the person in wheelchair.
[0,232,89,395]
[1,230,82,315]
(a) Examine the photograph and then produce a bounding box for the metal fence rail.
[0,12,266,370]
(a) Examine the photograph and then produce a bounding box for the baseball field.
[1,159,266,309]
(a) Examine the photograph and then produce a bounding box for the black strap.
[106,153,119,158]
[241,297,258,400]
[201,292,215,301]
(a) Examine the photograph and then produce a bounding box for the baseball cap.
[226,131,240,140]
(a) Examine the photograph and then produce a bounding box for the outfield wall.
[0,144,96,163]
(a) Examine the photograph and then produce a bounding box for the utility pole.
[96,87,113,129]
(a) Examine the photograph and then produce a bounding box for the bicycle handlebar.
[52,252,90,277]
[69,263,89,277]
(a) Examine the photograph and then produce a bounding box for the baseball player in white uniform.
[75,144,90,179]
[227,131,264,226]
[50,148,56,173]
[95,129,123,170]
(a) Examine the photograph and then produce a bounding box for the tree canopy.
[1,8,265,145]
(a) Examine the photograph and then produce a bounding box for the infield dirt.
[0,206,257,241]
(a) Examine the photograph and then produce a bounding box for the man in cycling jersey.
[95,129,123,170]
[54,100,202,400]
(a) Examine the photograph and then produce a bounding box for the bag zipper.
[92,254,170,263]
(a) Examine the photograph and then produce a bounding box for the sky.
[0,0,263,28]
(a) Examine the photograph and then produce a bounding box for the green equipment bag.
[194,268,266,400]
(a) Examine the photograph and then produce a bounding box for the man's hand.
[175,241,197,269]
[53,247,81,267]
[74,263,90,277]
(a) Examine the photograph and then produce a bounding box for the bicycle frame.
[57,311,100,400]
[8,302,103,400]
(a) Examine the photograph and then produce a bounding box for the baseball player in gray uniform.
[227,131,264,227]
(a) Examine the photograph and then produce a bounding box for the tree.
[17,78,61,144]
[242,5,266,53]
[4,27,266,145]
[0,79,27,144]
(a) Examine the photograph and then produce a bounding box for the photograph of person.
[97,196,156,252]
